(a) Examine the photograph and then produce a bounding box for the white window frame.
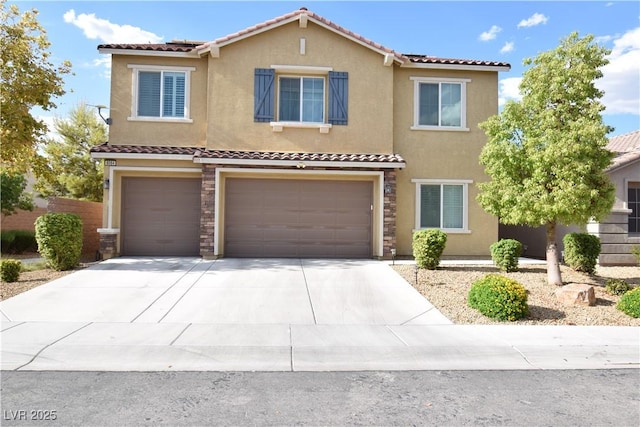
[269,65,333,133]
[410,77,470,131]
[412,179,472,233]
[128,64,195,123]
[277,74,326,124]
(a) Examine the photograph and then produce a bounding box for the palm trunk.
[546,221,563,286]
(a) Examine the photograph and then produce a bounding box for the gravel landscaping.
[392,263,640,326]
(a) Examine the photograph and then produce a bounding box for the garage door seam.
[299,259,317,325]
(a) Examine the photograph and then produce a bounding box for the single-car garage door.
[121,177,201,256]
[225,178,372,258]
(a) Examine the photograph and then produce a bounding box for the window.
[128,64,194,122]
[629,183,640,236]
[279,76,324,123]
[411,77,469,130]
[254,68,348,131]
[412,179,471,232]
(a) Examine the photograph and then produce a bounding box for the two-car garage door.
[224,178,373,258]
[121,176,373,258]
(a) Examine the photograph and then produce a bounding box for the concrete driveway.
[2,258,638,372]
[0,257,448,325]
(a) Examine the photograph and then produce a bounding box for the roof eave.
[98,48,200,58]
[401,62,511,72]
[607,155,640,173]
[194,157,405,169]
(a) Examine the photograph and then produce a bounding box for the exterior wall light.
[103,179,110,190]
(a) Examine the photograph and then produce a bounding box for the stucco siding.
[205,21,394,154]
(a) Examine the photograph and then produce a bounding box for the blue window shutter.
[328,71,348,125]
[254,68,275,122]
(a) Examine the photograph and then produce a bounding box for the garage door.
[225,178,372,258]
[121,177,201,256]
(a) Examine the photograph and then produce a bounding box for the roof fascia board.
[194,157,405,169]
[91,152,194,161]
[607,155,640,173]
[98,48,199,58]
[401,62,510,72]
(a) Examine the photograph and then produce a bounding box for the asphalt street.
[2,370,639,426]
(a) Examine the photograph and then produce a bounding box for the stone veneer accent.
[198,164,398,259]
[99,232,118,260]
[200,164,216,259]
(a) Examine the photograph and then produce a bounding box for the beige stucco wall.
[107,55,208,147]
[392,68,500,256]
[205,21,394,154]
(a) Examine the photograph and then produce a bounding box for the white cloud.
[597,27,640,115]
[498,77,523,107]
[479,25,502,41]
[63,9,162,43]
[93,56,111,79]
[517,13,549,28]
[500,41,515,54]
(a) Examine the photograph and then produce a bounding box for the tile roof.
[607,130,640,171]
[405,54,510,68]
[90,143,199,156]
[90,143,405,165]
[195,149,405,164]
[98,8,509,69]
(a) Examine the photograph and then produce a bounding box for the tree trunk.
[546,221,563,286]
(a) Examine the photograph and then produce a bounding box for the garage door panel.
[225,178,372,258]
[122,177,201,256]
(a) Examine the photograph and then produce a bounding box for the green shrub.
[0,259,22,282]
[605,279,631,296]
[1,230,17,253]
[617,287,640,318]
[468,274,528,321]
[490,239,523,272]
[35,213,83,271]
[412,229,447,270]
[631,246,640,266]
[563,233,600,274]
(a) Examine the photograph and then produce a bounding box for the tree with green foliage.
[0,171,34,216]
[35,103,106,202]
[478,32,615,286]
[0,0,72,173]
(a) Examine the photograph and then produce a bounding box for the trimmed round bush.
[490,239,523,272]
[35,213,83,271]
[468,274,528,321]
[412,229,447,270]
[0,259,22,282]
[605,279,631,296]
[563,233,600,274]
[617,287,640,318]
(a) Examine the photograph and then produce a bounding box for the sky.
[13,0,640,137]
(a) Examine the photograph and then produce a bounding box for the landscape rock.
[555,283,596,306]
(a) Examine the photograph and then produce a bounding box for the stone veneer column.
[383,170,397,259]
[200,165,216,259]
[98,232,118,260]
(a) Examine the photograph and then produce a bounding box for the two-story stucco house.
[90,7,510,260]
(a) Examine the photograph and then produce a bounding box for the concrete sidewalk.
[1,257,638,372]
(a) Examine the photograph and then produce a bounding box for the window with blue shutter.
[254,68,275,122]
[328,71,348,125]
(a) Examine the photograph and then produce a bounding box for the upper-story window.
[128,64,195,122]
[410,77,470,131]
[279,76,324,123]
[254,67,348,133]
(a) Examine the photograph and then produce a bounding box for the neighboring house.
[588,130,640,265]
[499,130,640,265]
[90,7,510,259]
